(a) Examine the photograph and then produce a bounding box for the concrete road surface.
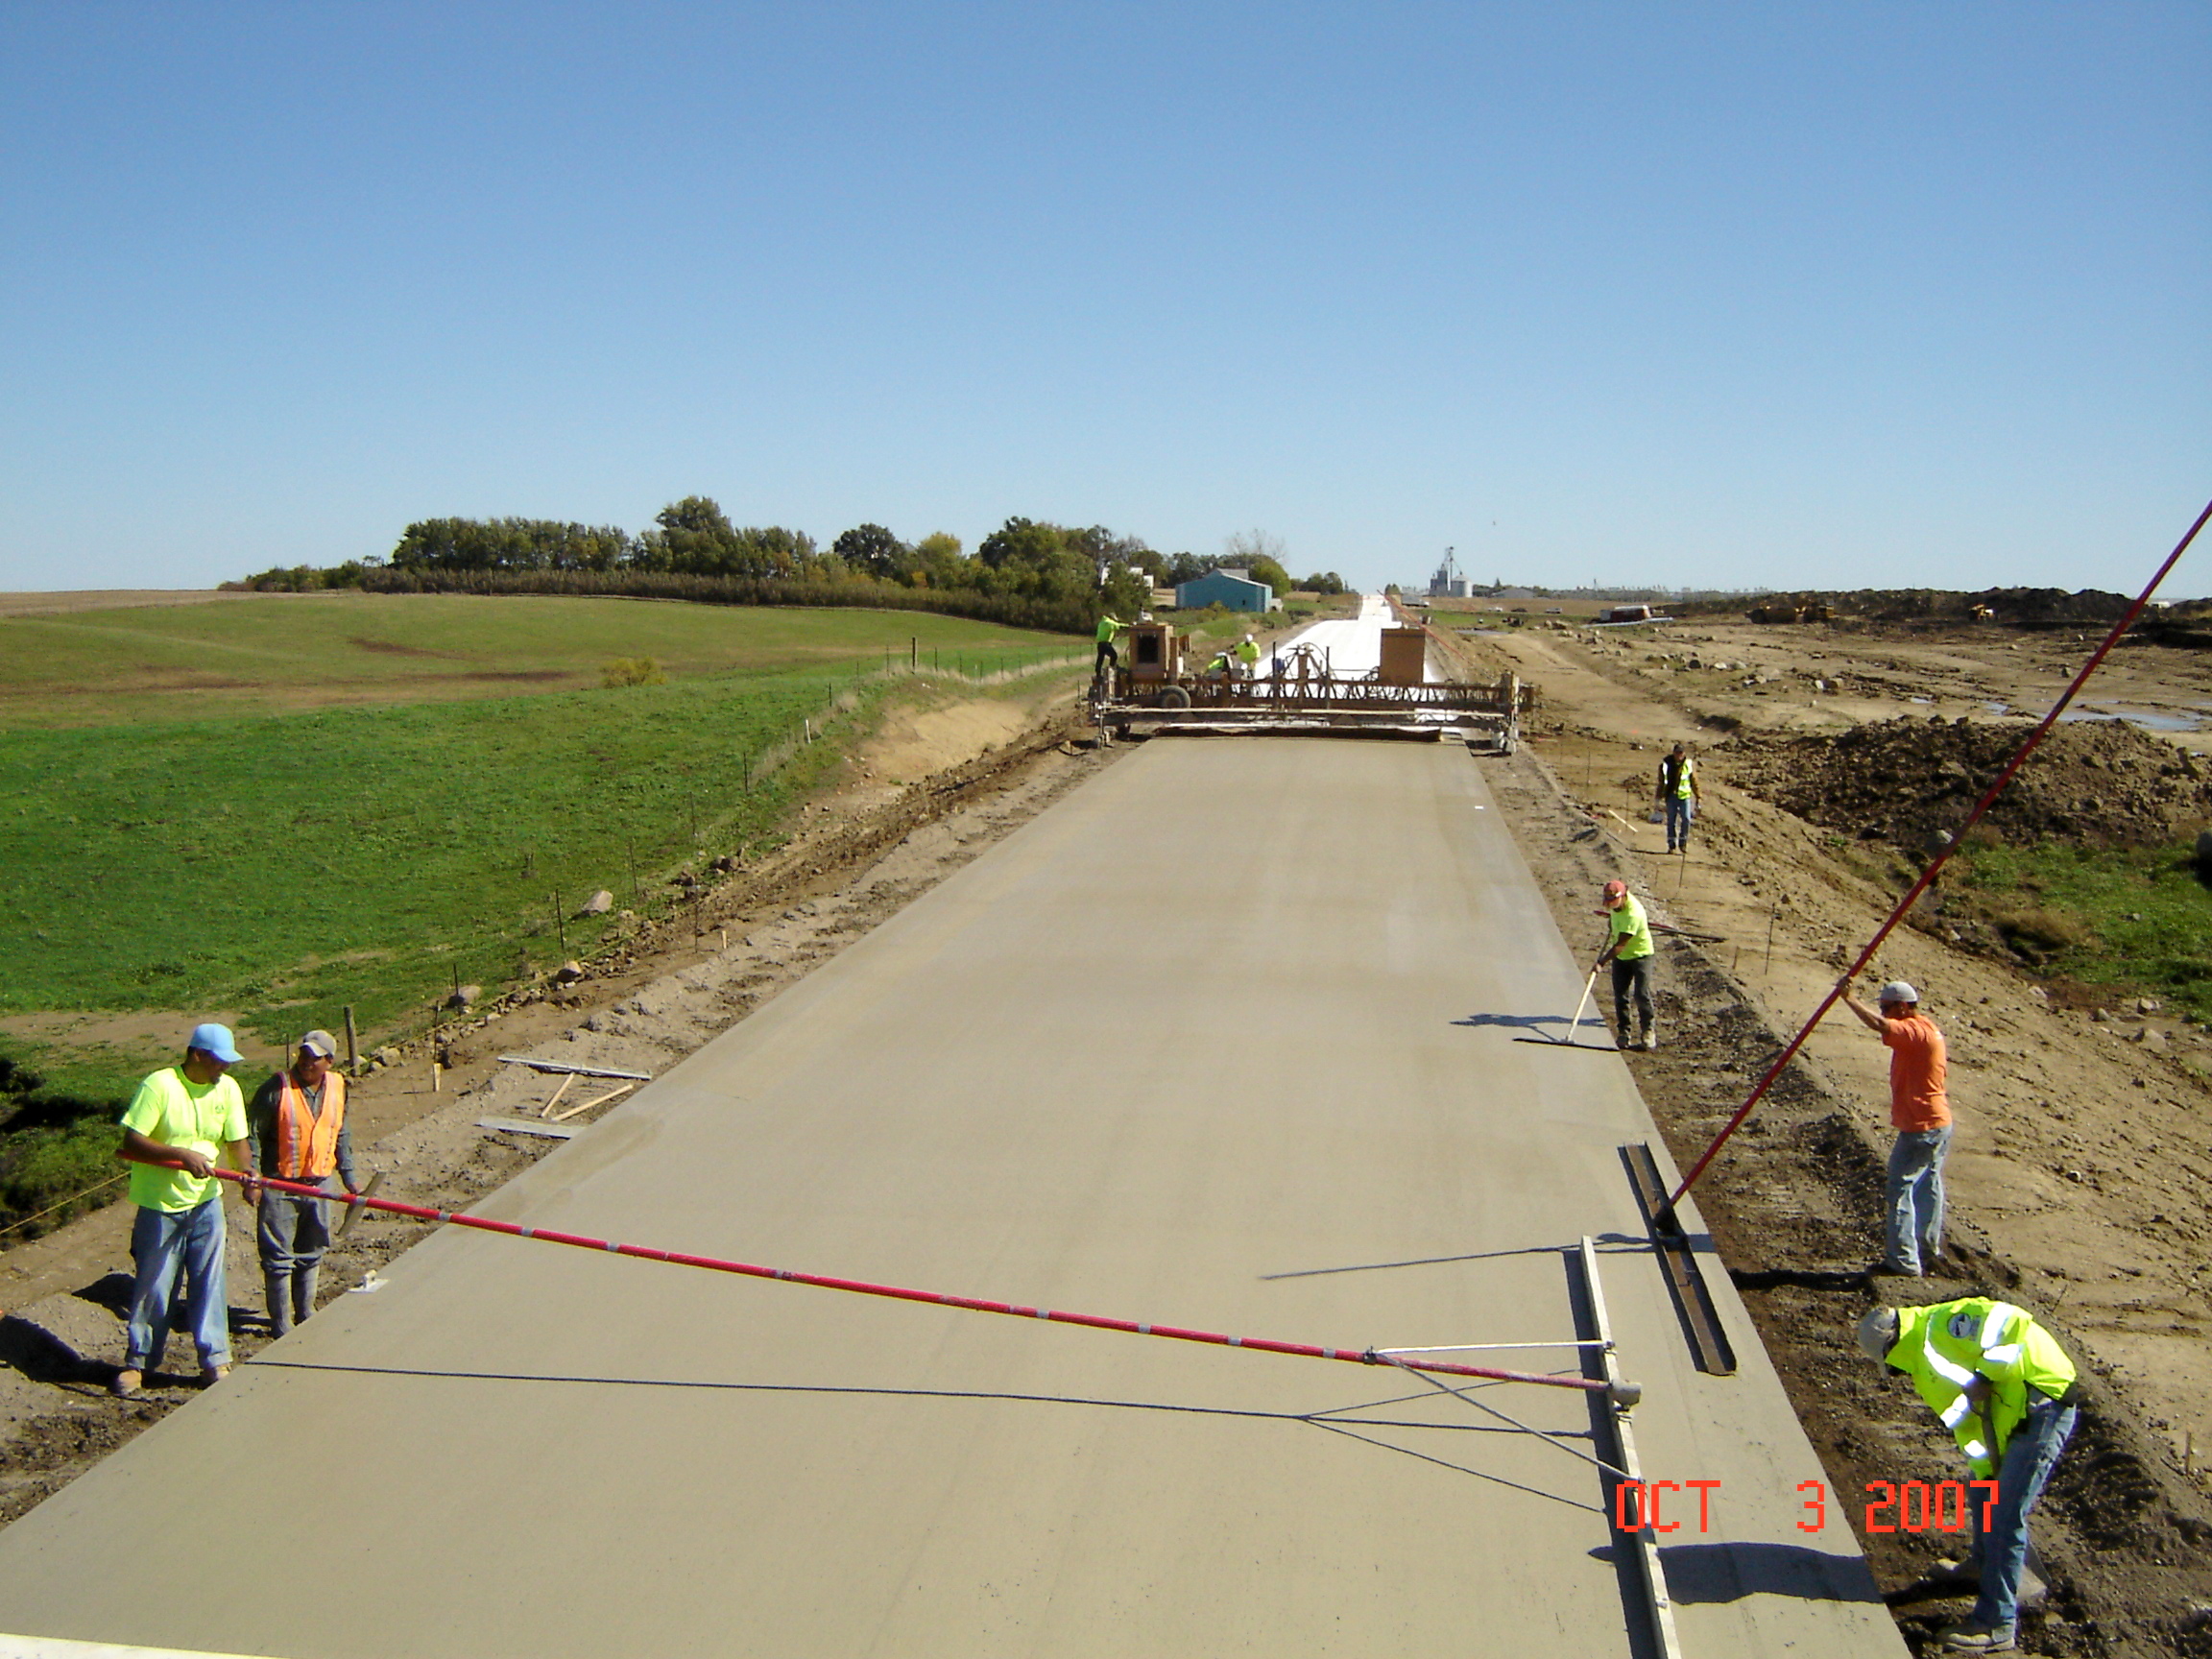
[0,740,1901,1658]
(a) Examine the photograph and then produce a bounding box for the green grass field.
[0,595,1085,1231]
[0,592,1075,727]
[1951,839,2212,1017]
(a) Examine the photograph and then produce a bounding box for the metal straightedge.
[1575,1237,1686,1659]
[1621,1142,1739,1377]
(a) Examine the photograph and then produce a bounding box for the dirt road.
[0,738,1899,1657]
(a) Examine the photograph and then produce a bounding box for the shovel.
[334,1171,385,1240]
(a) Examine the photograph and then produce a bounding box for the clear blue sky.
[3,3,2205,595]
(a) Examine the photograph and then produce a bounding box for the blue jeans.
[1665,795,1695,849]
[1969,1395,2078,1630]
[125,1199,231,1371]
[1886,1125,1951,1273]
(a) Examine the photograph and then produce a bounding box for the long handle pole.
[1561,964,1599,1044]
[203,1167,1621,1397]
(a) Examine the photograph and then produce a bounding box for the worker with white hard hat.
[1234,632,1261,679]
[1855,1297,2079,1652]
[1838,976,1952,1276]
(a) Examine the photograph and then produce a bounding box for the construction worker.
[1234,632,1261,679]
[1857,1298,2080,1651]
[1093,613,1127,679]
[246,1030,363,1336]
[1597,879,1658,1050]
[113,1023,252,1395]
[1658,742,1700,853]
[1839,976,1951,1276]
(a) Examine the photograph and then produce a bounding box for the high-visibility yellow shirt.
[120,1067,247,1213]
[1886,1298,2078,1477]
[1607,894,1655,962]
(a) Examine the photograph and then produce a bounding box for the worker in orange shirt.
[1839,977,1952,1277]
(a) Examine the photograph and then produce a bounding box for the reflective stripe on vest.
[274,1073,346,1180]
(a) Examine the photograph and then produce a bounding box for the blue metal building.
[1173,568,1275,612]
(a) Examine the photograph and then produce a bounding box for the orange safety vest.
[273,1072,346,1180]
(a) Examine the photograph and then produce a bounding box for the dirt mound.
[1722,715,2212,851]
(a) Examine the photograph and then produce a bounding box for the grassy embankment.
[0,594,1083,1230]
[1948,837,2212,1021]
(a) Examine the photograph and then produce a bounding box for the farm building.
[1174,567,1276,612]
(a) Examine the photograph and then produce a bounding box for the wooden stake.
[343,1006,358,1076]
[553,890,566,952]
[1765,903,1778,982]
[551,1081,635,1122]
[539,1072,576,1119]
[431,1061,443,1094]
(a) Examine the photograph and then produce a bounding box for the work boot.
[110,1367,142,1399]
[1938,1623,2015,1653]
[1638,1026,1658,1051]
[264,1269,294,1337]
[292,1264,319,1326]
[200,1364,229,1386]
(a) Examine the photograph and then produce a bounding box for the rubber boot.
[264,1268,294,1337]
[292,1263,319,1327]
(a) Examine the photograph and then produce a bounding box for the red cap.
[1603,879,1628,898]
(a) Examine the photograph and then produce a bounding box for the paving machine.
[1093,622,1528,751]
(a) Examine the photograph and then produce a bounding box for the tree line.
[234,501,1348,632]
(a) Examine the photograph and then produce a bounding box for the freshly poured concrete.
[0,742,1901,1657]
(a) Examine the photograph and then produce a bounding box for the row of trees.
[241,502,1349,623]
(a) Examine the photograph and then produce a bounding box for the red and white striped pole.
[213,1168,1635,1403]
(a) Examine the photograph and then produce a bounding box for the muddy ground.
[1446,613,2212,1656]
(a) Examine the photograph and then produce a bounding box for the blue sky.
[2,3,2205,595]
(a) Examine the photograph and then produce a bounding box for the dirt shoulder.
[0,674,1120,1526]
[1457,621,2212,1656]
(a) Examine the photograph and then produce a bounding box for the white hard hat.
[1878,981,1919,1006]
[1856,1307,1900,1362]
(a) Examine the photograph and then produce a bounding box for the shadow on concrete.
[1580,1541,1884,1605]
[1262,1233,1647,1281]
[1453,1010,1602,1032]
[254,1359,1606,1512]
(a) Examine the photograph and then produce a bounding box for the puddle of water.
[2056,706,2207,733]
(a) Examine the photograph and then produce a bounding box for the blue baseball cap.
[187,1022,244,1064]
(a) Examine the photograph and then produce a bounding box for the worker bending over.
[1858,1298,2079,1652]
[1597,878,1658,1050]
[246,1029,364,1335]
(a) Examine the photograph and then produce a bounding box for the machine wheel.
[1157,685,1192,709]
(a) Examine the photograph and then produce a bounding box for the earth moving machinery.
[1092,625,1528,750]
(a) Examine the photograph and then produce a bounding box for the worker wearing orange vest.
[245,1030,362,1335]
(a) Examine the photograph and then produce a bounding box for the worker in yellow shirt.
[1858,1298,2080,1651]
[1596,879,1658,1050]
[113,1022,252,1395]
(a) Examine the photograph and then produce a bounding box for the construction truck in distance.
[1090,618,1529,751]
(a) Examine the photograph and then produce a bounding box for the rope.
[0,1171,127,1238]
[1668,494,2212,1210]
[207,1167,1625,1397]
